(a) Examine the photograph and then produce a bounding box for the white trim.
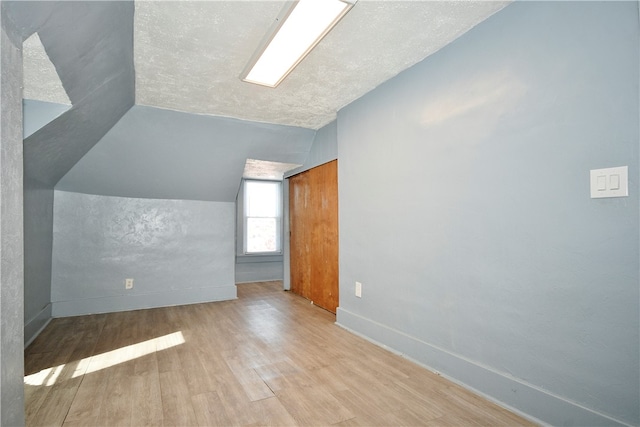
[243,179,283,255]
[336,307,632,427]
[24,304,53,348]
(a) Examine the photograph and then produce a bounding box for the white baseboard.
[336,307,630,427]
[24,304,52,348]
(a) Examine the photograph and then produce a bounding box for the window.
[244,180,282,254]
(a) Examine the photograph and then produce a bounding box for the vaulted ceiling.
[133,1,510,129]
[23,0,510,130]
[10,0,511,201]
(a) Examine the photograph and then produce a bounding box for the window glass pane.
[246,218,277,253]
[246,181,279,217]
[244,179,282,254]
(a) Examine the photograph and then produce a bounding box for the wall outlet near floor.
[125,278,134,290]
[355,281,362,298]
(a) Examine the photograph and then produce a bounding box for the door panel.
[290,171,311,299]
[289,160,338,313]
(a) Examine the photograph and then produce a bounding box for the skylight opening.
[242,0,356,88]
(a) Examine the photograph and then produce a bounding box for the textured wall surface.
[0,11,25,426]
[337,2,638,426]
[51,191,236,317]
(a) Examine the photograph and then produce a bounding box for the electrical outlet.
[355,281,362,298]
[125,278,134,290]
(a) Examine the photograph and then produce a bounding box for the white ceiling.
[134,1,510,130]
[243,159,302,180]
[25,1,511,131]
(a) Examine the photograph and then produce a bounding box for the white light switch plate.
[590,166,628,198]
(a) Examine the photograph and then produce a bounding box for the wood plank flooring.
[25,281,535,426]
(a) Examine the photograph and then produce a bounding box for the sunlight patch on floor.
[24,363,66,387]
[24,331,185,387]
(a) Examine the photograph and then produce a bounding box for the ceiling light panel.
[242,0,356,88]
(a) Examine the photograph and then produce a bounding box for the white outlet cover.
[590,166,628,198]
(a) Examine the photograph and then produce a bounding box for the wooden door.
[289,160,339,313]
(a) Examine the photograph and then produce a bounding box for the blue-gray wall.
[18,0,135,188]
[23,100,70,139]
[54,104,314,294]
[0,8,25,425]
[6,0,136,346]
[235,259,283,284]
[287,120,337,177]
[22,102,71,343]
[336,2,638,426]
[23,179,53,344]
[56,105,314,202]
[51,191,236,317]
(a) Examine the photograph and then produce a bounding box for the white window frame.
[243,179,283,255]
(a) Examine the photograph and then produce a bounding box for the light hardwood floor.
[25,281,535,426]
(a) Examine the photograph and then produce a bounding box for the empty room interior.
[1,0,639,426]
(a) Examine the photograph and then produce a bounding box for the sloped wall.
[22,100,69,139]
[51,105,314,310]
[336,2,639,425]
[56,105,314,202]
[13,0,135,187]
[3,0,136,345]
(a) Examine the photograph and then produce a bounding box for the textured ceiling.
[14,0,512,200]
[243,159,302,180]
[134,1,511,130]
[21,1,512,130]
[23,32,71,105]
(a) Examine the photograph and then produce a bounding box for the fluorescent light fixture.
[242,0,356,88]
